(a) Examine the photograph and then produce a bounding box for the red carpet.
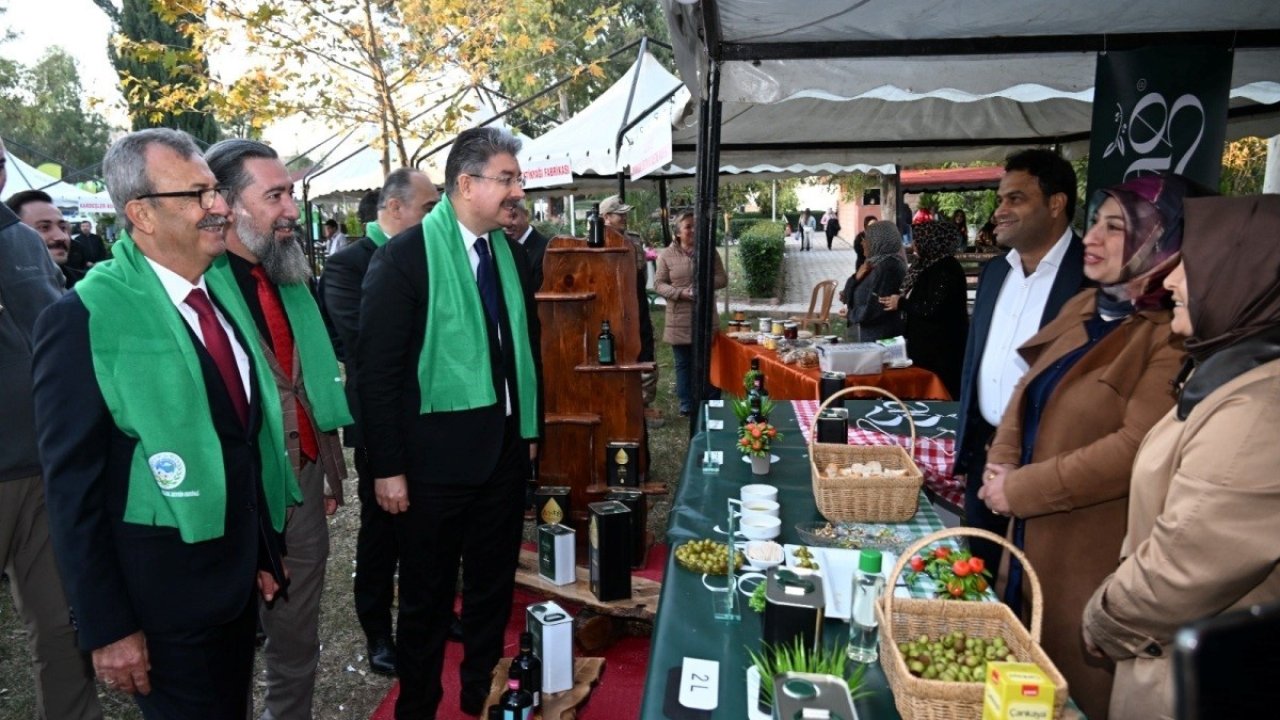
[369,544,668,719]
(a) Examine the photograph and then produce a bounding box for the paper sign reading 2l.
[678,657,720,710]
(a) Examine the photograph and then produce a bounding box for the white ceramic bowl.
[741,483,779,504]
[744,540,785,570]
[741,499,780,518]
[740,515,782,541]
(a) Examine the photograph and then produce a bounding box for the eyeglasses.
[466,173,526,188]
[133,186,228,210]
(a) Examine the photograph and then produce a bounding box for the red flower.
[767,427,777,438]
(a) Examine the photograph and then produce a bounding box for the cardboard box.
[538,523,576,586]
[526,601,574,694]
[982,662,1055,720]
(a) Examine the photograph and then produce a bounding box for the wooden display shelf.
[573,361,656,373]
[545,412,602,425]
[514,547,660,621]
[584,482,667,496]
[537,291,597,302]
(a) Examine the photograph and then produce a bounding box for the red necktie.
[251,266,319,461]
[184,288,250,429]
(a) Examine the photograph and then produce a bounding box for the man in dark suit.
[205,138,353,719]
[956,149,1087,577]
[6,189,88,288]
[31,128,294,719]
[503,201,547,291]
[358,126,542,719]
[321,167,439,676]
[72,219,108,266]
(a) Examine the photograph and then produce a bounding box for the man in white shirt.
[954,149,1088,577]
[322,218,347,256]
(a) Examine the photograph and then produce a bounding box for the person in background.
[956,148,1088,577]
[979,174,1205,719]
[912,207,936,225]
[879,220,969,397]
[798,208,816,250]
[357,127,542,719]
[839,220,906,341]
[853,215,875,272]
[600,194,661,427]
[205,138,352,720]
[821,207,841,250]
[32,127,292,719]
[1082,194,1280,720]
[0,139,102,720]
[655,210,726,417]
[72,219,108,266]
[951,208,967,230]
[322,218,347,257]
[7,189,86,288]
[503,202,548,291]
[975,219,998,251]
[323,167,439,677]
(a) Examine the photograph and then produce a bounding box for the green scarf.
[76,233,301,542]
[204,262,352,432]
[366,221,390,247]
[418,195,539,438]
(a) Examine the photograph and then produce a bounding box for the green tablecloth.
[641,401,950,719]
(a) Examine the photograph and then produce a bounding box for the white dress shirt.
[457,221,512,416]
[145,256,251,403]
[977,228,1074,427]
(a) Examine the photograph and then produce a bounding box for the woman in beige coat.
[654,211,726,416]
[979,175,1206,718]
[1082,194,1280,719]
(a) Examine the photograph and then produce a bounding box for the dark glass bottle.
[748,367,769,422]
[498,678,533,720]
[598,320,616,365]
[587,203,605,247]
[510,631,542,707]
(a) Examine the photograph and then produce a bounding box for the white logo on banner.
[1102,86,1207,181]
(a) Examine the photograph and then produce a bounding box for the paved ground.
[727,230,859,315]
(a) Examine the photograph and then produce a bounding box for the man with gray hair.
[0,138,102,720]
[358,127,543,718]
[204,138,352,719]
[32,128,292,717]
[321,166,439,677]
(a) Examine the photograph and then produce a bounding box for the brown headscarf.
[1181,195,1280,360]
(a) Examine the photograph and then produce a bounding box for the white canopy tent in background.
[662,0,1280,170]
[3,150,114,214]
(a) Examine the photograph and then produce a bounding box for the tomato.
[767,428,778,438]
[952,560,971,577]
[947,581,964,597]
[751,428,762,438]
[909,555,925,572]
[968,557,985,574]
[933,547,951,560]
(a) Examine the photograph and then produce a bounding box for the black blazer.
[953,235,1087,474]
[32,292,282,651]
[520,228,549,291]
[320,236,378,447]
[356,225,543,486]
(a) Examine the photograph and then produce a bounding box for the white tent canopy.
[3,150,114,213]
[662,0,1280,168]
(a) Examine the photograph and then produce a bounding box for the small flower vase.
[750,454,771,476]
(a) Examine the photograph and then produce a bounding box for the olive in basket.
[896,631,1017,682]
[675,539,745,575]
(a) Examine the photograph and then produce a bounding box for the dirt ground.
[0,308,694,719]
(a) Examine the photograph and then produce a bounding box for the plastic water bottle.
[846,549,885,663]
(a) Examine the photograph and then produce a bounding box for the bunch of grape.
[675,539,745,575]
[897,631,1018,683]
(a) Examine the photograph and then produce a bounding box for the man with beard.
[358,127,542,719]
[322,168,439,675]
[205,138,352,720]
[33,127,292,718]
[6,190,87,288]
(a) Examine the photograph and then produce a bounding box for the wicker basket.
[875,527,1070,720]
[808,386,923,522]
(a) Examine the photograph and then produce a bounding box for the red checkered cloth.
[793,400,965,508]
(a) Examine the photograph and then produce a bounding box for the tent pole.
[303,181,316,274]
[690,60,723,437]
[772,180,777,221]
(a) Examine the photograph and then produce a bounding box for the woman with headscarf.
[879,220,969,397]
[839,220,906,341]
[977,174,1209,719]
[1081,194,1280,720]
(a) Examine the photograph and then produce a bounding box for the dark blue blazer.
[953,234,1088,475]
[32,292,282,651]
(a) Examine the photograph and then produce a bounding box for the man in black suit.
[72,219,108,266]
[6,189,87,288]
[31,128,293,719]
[955,149,1087,578]
[358,126,542,719]
[503,201,547,291]
[321,167,438,676]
